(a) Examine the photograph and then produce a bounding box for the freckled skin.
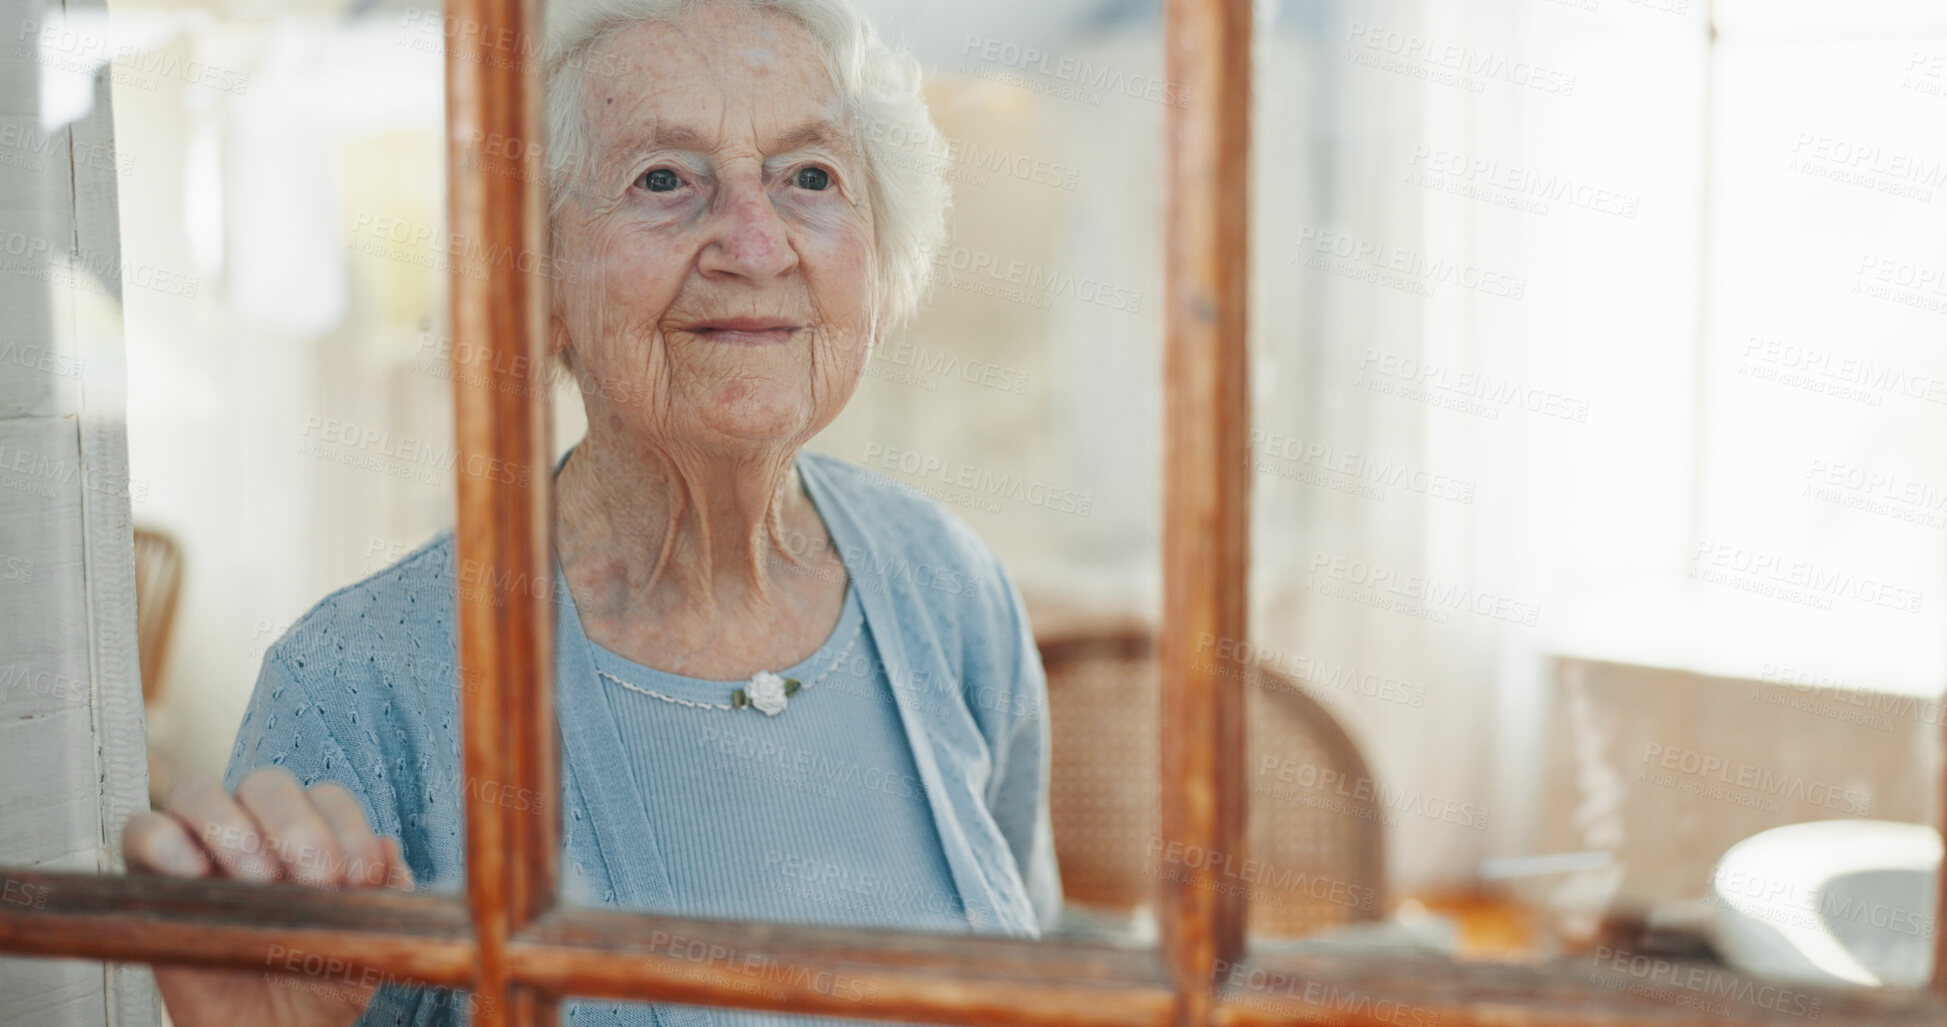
[551,5,879,679]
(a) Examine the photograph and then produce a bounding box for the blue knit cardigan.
[225,451,1062,1025]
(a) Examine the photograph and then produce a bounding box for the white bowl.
[1710,820,1938,989]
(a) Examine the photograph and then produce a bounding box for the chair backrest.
[131,527,184,706]
[1038,627,1385,939]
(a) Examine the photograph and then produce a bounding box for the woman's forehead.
[583,14,846,155]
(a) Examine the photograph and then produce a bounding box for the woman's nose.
[699,177,798,282]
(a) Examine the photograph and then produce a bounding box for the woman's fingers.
[307,782,388,887]
[235,767,347,887]
[383,837,415,890]
[125,772,405,1023]
[129,768,413,893]
[161,776,280,881]
[122,811,213,877]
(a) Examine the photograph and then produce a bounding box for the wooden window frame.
[2,0,1944,1024]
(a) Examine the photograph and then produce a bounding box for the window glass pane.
[16,0,1175,1022]
[99,0,475,1015]
[1243,0,1942,1014]
[95,0,1173,1016]
[543,0,1165,1022]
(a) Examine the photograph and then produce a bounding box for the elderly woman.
[120,0,1060,1023]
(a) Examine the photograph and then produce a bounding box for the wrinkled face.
[551,6,877,453]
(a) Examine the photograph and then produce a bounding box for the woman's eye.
[638,168,681,192]
[793,167,832,191]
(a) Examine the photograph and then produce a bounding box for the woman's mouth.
[685,319,804,346]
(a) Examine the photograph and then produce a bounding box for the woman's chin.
[688,395,819,449]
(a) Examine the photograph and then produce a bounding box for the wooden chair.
[131,526,184,706]
[1039,626,1386,939]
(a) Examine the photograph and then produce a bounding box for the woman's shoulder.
[231,532,466,884]
[261,530,461,683]
[240,531,464,784]
[797,449,1007,577]
[798,451,1035,676]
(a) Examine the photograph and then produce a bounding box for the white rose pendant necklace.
[597,620,864,717]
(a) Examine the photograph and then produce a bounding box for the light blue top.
[225,450,1060,1026]
[588,583,967,1027]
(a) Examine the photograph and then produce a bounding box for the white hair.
[543,0,950,332]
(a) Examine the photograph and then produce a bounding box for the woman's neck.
[553,430,829,633]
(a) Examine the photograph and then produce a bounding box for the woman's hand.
[122,767,413,1027]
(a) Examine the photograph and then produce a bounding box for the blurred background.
[51,0,1947,996]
